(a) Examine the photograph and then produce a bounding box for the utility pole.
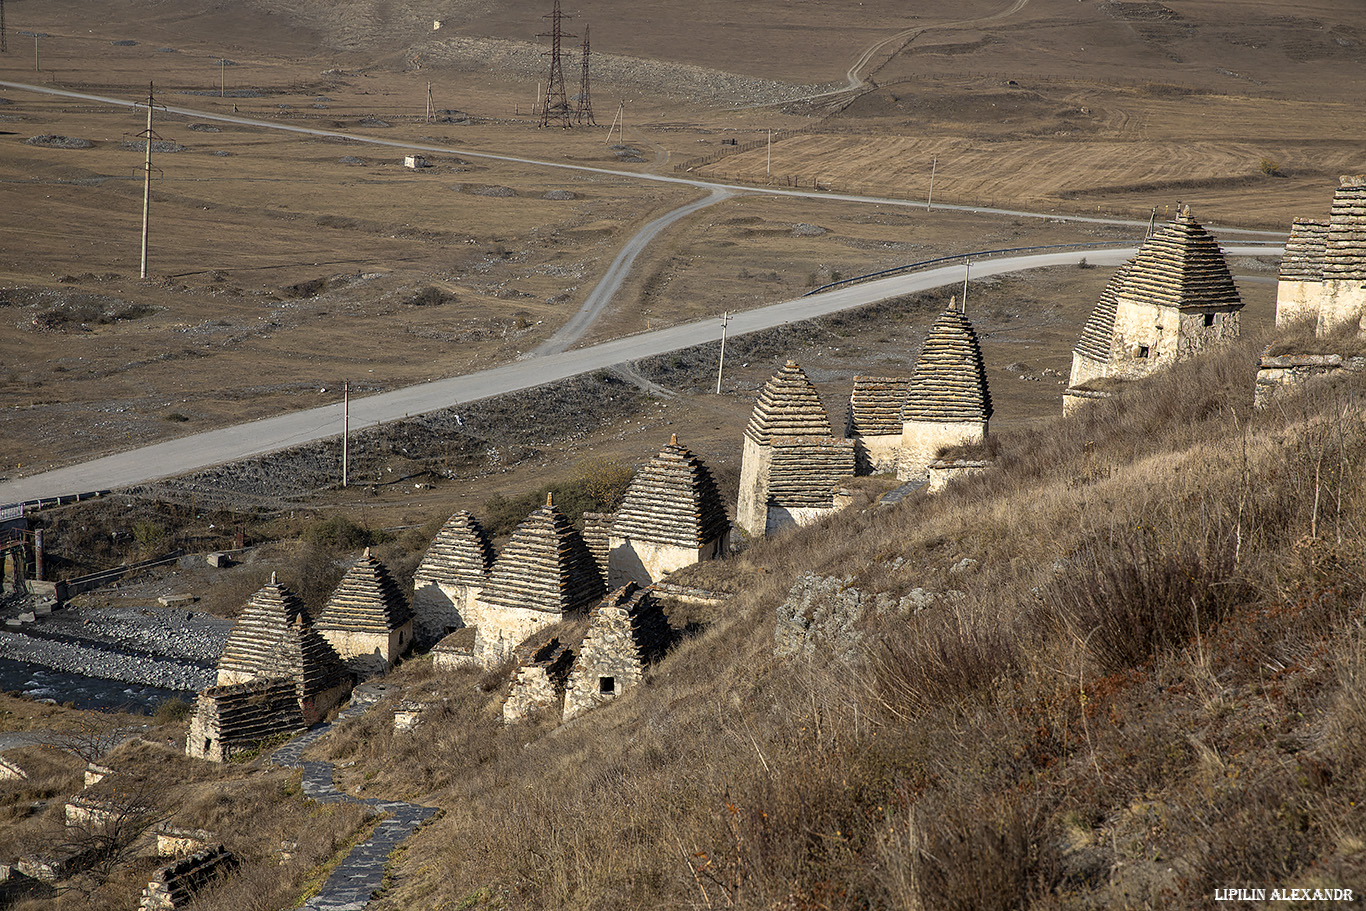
[605,100,624,143]
[1,0,7,54]
[135,82,166,281]
[1147,205,1157,236]
[537,0,574,129]
[34,34,39,72]
[576,24,595,125]
[342,380,350,487]
[767,130,772,176]
[220,58,226,97]
[927,155,937,211]
[960,261,970,313]
[425,81,434,122]
[715,310,731,394]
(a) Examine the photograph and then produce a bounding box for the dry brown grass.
[292,332,1366,910]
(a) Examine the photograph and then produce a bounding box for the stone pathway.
[878,478,927,507]
[269,682,439,911]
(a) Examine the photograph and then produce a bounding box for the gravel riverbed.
[0,603,232,694]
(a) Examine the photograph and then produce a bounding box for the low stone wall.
[926,459,992,493]
[1254,353,1366,407]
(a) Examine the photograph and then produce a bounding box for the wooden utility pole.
[927,155,937,211]
[342,380,350,487]
[605,100,624,143]
[1,0,8,54]
[716,311,731,394]
[138,82,156,279]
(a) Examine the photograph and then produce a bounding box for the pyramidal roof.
[1279,218,1329,282]
[744,361,832,445]
[903,304,993,423]
[277,613,352,701]
[479,496,605,615]
[1323,175,1366,282]
[848,376,911,437]
[1113,208,1242,311]
[1073,262,1133,362]
[414,511,494,587]
[217,575,308,680]
[611,435,730,548]
[217,575,349,699]
[316,548,413,634]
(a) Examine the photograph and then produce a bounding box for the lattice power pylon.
[576,23,595,125]
[537,0,575,128]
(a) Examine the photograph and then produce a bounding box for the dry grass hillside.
[86,330,1352,911]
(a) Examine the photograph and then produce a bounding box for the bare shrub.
[869,601,1020,721]
[1047,522,1245,672]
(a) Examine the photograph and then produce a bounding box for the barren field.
[0,0,1350,495]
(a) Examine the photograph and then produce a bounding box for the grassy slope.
[179,330,1361,911]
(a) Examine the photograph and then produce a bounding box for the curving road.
[532,187,733,356]
[0,245,1280,504]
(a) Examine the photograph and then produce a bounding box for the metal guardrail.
[0,490,111,516]
[802,239,1283,298]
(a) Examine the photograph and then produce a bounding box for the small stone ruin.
[314,547,414,677]
[186,677,305,762]
[138,845,237,911]
[500,583,673,724]
[562,583,671,721]
[1064,207,1243,413]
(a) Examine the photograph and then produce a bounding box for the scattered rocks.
[338,155,366,165]
[112,40,138,47]
[471,185,515,197]
[121,139,186,154]
[775,573,863,660]
[542,190,576,200]
[791,223,828,237]
[25,135,93,149]
[187,123,221,133]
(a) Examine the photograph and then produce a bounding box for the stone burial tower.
[1276,217,1329,329]
[605,434,731,587]
[472,494,605,668]
[411,511,496,648]
[314,548,414,677]
[1273,176,1366,336]
[898,301,993,482]
[1065,206,1243,406]
[214,575,352,721]
[736,361,855,538]
[846,376,911,474]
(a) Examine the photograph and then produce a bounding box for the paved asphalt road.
[0,245,1279,504]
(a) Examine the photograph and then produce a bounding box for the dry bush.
[868,599,1022,721]
[1047,521,1246,673]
